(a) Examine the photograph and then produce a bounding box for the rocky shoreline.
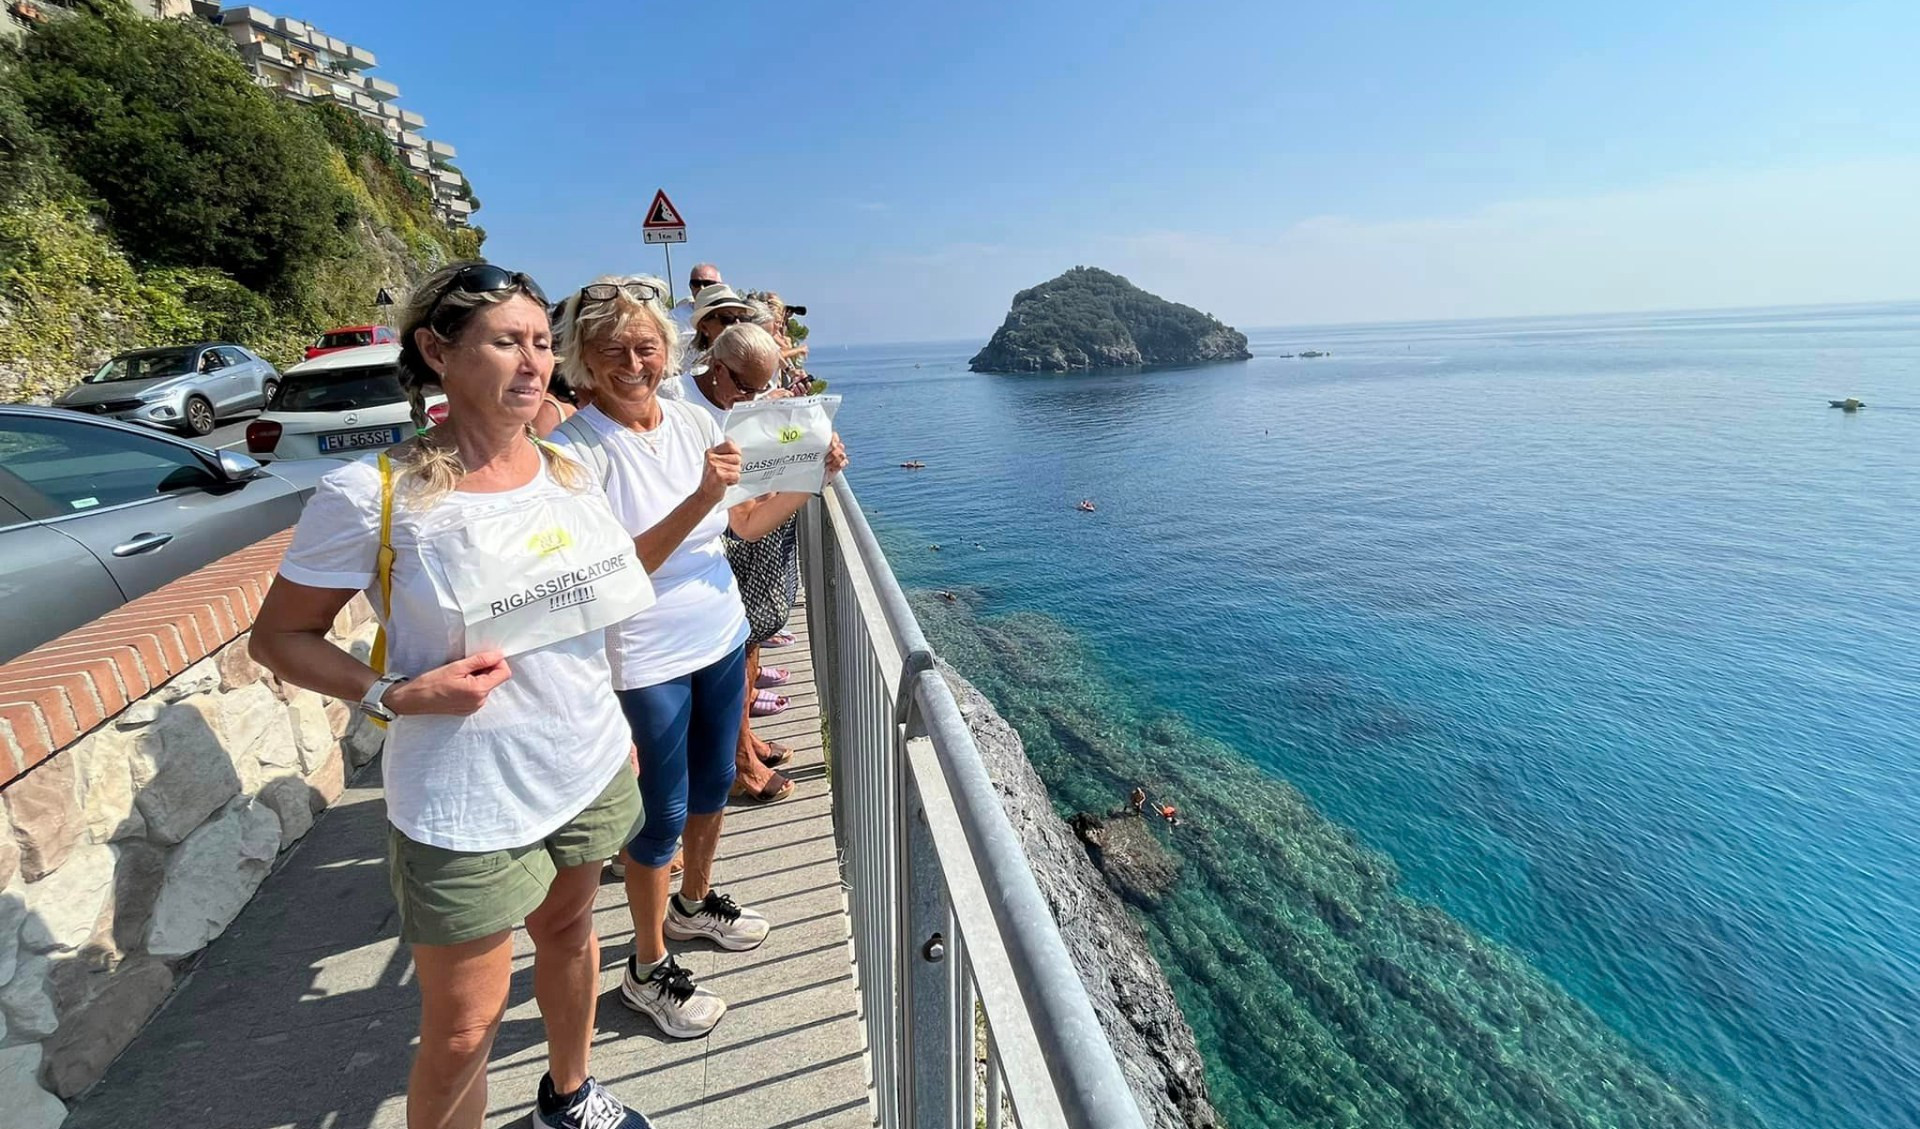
[940,660,1220,1129]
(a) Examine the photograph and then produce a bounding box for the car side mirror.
[215,450,268,483]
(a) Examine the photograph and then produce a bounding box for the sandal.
[750,689,789,717]
[758,741,793,768]
[756,666,791,688]
[765,631,797,648]
[732,770,794,804]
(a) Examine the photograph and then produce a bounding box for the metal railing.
[799,477,1148,1129]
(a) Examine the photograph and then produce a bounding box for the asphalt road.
[202,412,259,451]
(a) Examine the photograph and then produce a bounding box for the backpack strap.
[553,412,613,487]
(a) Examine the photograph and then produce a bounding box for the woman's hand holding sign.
[698,440,744,505]
[387,651,514,716]
[825,433,848,481]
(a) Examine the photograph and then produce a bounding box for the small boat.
[1828,399,1866,411]
[900,460,927,469]
[1077,500,1097,513]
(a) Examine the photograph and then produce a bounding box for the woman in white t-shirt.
[249,263,653,1129]
[545,276,843,1040]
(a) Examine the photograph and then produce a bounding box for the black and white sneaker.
[619,953,726,1039]
[529,1074,653,1129]
[664,889,771,951]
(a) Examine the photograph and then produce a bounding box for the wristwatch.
[358,673,409,722]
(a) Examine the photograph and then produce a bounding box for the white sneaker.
[619,954,726,1039]
[529,1075,654,1129]
[665,890,771,951]
[605,857,623,877]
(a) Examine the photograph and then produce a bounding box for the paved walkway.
[66,607,873,1129]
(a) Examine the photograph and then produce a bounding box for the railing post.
[900,723,957,1128]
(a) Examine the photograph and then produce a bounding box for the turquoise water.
[818,303,1920,1129]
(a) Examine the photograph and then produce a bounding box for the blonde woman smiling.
[547,277,842,1038]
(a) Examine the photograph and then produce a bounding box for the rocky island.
[969,267,1251,373]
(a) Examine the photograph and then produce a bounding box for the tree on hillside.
[9,0,352,295]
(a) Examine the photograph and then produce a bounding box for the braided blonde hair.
[393,262,586,507]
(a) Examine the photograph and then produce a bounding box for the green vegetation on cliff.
[0,0,481,402]
[970,266,1251,373]
[915,597,1765,1129]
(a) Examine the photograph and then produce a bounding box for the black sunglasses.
[427,263,546,327]
[702,310,755,328]
[578,280,662,306]
[688,278,720,293]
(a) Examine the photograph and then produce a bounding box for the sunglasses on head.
[577,280,662,306]
[427,263,546,327]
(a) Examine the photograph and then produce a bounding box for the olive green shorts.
[387,765,642,947]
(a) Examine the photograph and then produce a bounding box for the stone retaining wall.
[0,530,383,1128]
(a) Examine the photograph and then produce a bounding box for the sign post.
[642,189,687,301]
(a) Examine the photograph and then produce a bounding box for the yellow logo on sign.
[527,527,572,556]
[778,426,804,444]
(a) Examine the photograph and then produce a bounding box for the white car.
[244,344,445,461]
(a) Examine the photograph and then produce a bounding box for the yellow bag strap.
[367,453,396,728]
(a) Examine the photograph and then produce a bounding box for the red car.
[305,325,396,361]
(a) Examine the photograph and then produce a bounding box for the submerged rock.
[1070,811,1181,906]
[941,661,1219,1129]
[918,599,1767,1129]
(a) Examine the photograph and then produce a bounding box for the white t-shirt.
[278,452,632,852]
[547,403,749,689]
[676,373,727,430]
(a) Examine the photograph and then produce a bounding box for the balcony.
[434,168,462,187]
[272,14,309,43]
[350,92,378,113]
[426,139,456,162]
[403,150,430,172]
[399,131,425,150]
[218,5,273,30]
[347,44,375,68]
[238,38,283,63]
[398,108,425,129]
[363,75,399,100]
[448,198,473,216]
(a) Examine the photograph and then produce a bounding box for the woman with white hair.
[546,277,842,1038]
[679,323,848,803]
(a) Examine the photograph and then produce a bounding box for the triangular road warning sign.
[643,189,685,229]
[375,287,395,306]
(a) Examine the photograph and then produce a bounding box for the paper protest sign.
[721,394,842,506]
[430,496,655,658]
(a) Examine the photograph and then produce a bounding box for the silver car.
[0,405,342,662]
[53,343,281,437]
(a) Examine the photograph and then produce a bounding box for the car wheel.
[262,379,279,407]
[183,396,216,437]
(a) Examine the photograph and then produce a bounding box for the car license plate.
[319,425,402,452]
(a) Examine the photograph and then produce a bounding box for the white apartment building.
[215,5,474,226]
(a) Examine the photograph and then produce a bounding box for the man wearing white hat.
[670,263,724,340]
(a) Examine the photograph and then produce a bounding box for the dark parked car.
[52,343,281,437]
[0,405,342,661]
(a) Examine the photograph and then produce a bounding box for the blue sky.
[307,1,1920,343]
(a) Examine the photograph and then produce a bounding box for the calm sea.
[815,303,1920,1129]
